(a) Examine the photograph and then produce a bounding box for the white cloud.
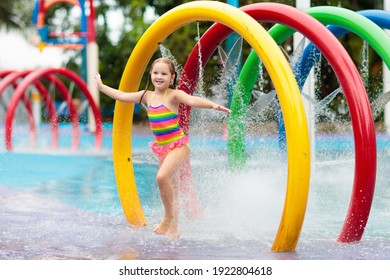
[0,29,65,70]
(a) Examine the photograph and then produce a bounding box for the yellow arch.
[113,1,310,252]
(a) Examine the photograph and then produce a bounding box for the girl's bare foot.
[153,218,172,235]
[153,218,180,239]
[166,225,181,239]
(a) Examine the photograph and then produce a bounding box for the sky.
[0,28,65,70]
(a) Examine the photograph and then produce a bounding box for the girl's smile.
[151,62,174,89]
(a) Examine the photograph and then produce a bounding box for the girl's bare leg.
[166,174,180,239]
[154,145,189,238]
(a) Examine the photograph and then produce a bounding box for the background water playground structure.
[1,0,390,259]
[31,0,99,131]
[0,68,102,151]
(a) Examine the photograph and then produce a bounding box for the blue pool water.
[1,123,390,260]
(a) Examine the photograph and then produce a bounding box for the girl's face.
[150,62,174,91]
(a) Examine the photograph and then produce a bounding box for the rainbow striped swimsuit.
[147,91,189,158]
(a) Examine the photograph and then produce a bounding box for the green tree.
[93,0,153,118]
[0,0,34,29]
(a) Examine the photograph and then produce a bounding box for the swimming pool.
[1,123,389,260]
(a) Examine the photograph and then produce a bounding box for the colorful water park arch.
[177,2,378,248]
[0,69,59,148]
[1,68,103,151]
[113,1,310,252]
[229,5,390,244]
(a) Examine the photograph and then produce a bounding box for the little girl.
[94,57,231,239]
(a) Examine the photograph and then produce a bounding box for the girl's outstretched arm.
[175,90,231,114]
[94,73,145,103]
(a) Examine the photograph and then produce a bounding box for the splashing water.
[194,22,205,97]
[313,87,343,122]
[1,125,390,260]
[371,90,390,119]
[290,37,307,73]
[216,36,243,104]
[360,41,370,89]
[159,43,183,82]
[247,90,277,120]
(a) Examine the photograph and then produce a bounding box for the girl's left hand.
[214,104,232,114]
[94,72,103,88]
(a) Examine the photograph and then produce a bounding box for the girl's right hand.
[214,104,232,114]
[94,72,102,88]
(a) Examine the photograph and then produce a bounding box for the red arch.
[0,70,59,148]
[5,68,102,151]
[0,70,38,147]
